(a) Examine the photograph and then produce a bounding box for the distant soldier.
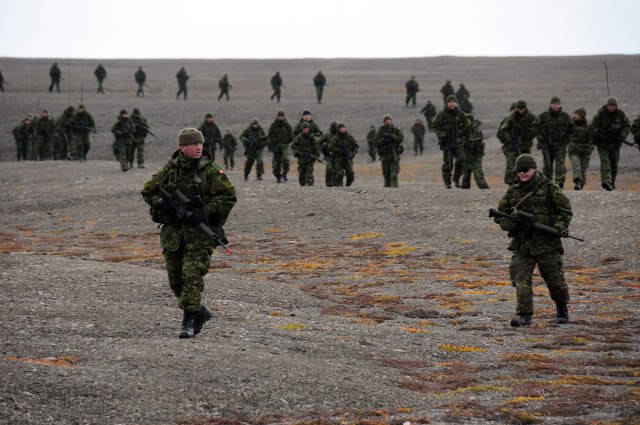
[270,71,283,102]
[49,62,61,93]
[218,74,231,101]
[567,108,593,190]
[0,68,5,92]
[291,122,321,186]
[459,98,473,114]
[267,111,293,183]
[366,125,377,162]
[221,129,237,170]
[411,118,426,155]
[33,109,56,160]
[53,106,74,160]
[433,95,471,189]
[176,67,189,100]
[328,123,359,187]
[69,104,95,161]
[535,96,572,188]
[198,113,222,161]
[631,114,640,152]
[131,108,150,168]
[440,80,454,105]
[94,63,107,94]
[317,122,338,186]
[111,109,136,172]
[497,100,537,185]
[135,66,146,97]
[421,100,437,131]
[460,115,489,189]
[374,114,404,188]
[12,114,33,161]
[456,83,470,103]
[405,76,420,107]
[313,71,327,104]
[590,97,630,191]
[240,118,268,181]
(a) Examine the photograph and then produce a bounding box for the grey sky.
[1,0,638,58]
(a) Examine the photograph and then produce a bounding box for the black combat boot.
[282,175,287,182]
[179,311,196,339]
[574,179,582,190]
[510,314,532,327]
[454,178,460,188]
[193,305,213,335]
[602,182,613,191]
[556,303,569,324]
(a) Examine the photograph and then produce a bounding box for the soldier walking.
[240,118,268,181]
[94,63,107,94]
[221,130,237,170]
[456,83,470,103]
[497,100,537,185]
[632,114,640,151]
[366,125,377,162]
[53,106,74,160]
[267,111,293,183]
[198,113,222,161]
[111,110,136,172]
[421,100,437,131]
[536,96,572,188]
[433,95,471,189]
[12,115,33,161]
[411,119,426,155]
[440,80,454,106]
[131,108,150,168]
[567,108,593,190]
[461,115,489,189]
[69,104,95,161]
[218,74,231,101]
[591,97,630,191]
[291,122,321,186]
[493,154,573,327]
[317,122,337,186]
[405,76,420,107]
[374,114,404,188]
[328,123,359,186]
[270,71,283,102]
[135,67,146,97]
[141,128,237,338]
[49,62,61,93]
[33,109,56,160]
[176,67,189,100]
[313,71,326,104]
[0,68,5,92]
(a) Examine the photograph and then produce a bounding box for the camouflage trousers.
[223,149,235,170]
[97,79,104,94]
[509,251,569,316]
[131,136,145,166]
[25,138,37,160]
[325,157,335,187]
[459,149,489,189]
[315,86,323,103]
[425,115,434,131]
[69,132,90,160]
[16,140,28,161]
[204,143,216,161]
[381,156,400,187]
[368,142,376,162]
[177,84,187,100]
[414,138,424,155]
[297,160,315,186]
[333,157,354,187]
[405,92,417,107]
[218,89,230,101]
[36,135,53,160]
[163,242,212,313]
[442,144,467,187]
[270,88,281,102]
[541,144,567,188]
[502,146,531,185]
[244,150,264,179]
[136,83,144,97]
[596,145,620,187]
[52,134,68,160]
[115,138,133,170]
[569,152,591,186]
[272,148,289,180]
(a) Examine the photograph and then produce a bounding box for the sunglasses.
[517,168,531,173]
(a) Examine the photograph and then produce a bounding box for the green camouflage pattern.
[176,68,189,99]
[631,114,640,148]
[33,114,56,160]
[53,109,74,160]
[317,123,337,186]
[131,115,149,167]
[568,118,593,186]
[135,68,146,96]
[433,107,471,186]
[12,120,32,161]
[536,107,572,186]
[327,131,358,186]
[268,118,293,181]
[291,132,320,186]
[366,128,377,161]
[69,110,95,161]
[497,110,537,184]
[221,134,237,170]
[313,72,326,103]
[373,123,404,187]
[198,121,222,160]
[49,63,61,92]
[421,102,437,130]
[459,120,489,188]
[411,121,426,155]
[456,85,470,103]
[591,105,630,186]
[293,118,322,139]
[111,116,135,171]
[405,77,420,107]
[270,72,283,102]
[218,75,231,101]
[240,124,267,179]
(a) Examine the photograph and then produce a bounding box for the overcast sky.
[0,0,638,59]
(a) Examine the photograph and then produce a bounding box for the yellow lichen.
[438,344,488,353]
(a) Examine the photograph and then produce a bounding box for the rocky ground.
[0,56,639,425]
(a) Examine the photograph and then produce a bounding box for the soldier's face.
[517,108,526,114]
[339,127,346,134]
[607,105,617,113]
[550,103,561,111]
[303,114,311,121]
[384,119,392,126]
[573,113,582,121]
[180,143,203,159]
[518,167,535,182]
[447,100,457,110]
[278,116,284,120]
[206,118,213,123]
[303,128,309,133]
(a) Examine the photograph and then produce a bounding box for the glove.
[187,195,204,210]
[558,229,569,238]
[187,209,206,226]
[158,198,177,217]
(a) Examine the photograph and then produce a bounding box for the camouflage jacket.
[468,123,485,154]
[317,129,337,156]
[218,76,230,90]
[131,116,150,138]
[56,111,74,133]
[440,84,454,98]
[327,132,358,160]
[313,73,326,87]
[267,118,293,150]
[456,87,469,101]
[421,103,437,118]
[411,122,426,140]
[405,79,419,94]
[631,115,640,143]
[94,65,106,80]
[111,117,135,142]
[374,124,404,159]
[366,129,377,145]
[49,64,61,79]
[291,132,320,163]
[567,119,593,156]
[141,150,237,250]
[12,122,33,142]
[135,69,146,84]
[536,108,572,148]
[222,134,237,151]
[198,122,222,147]
[70,111,95,134]
[34,115,56,137]
[591,106,630,147]
[240,126,267,153]
[176,69,189,84]
[432,108,471,149]
[495,171,572,256]
[271,74,282,89]
[497,110,537,152]
[293,119,322,138]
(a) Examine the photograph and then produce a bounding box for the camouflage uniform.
[53,107,74,160]
[327,124,359,186]
[366,126,377,161]
[270,72,283,102]
[317,123,337,186]
[631,115,640,151]
[313,71,326,104]
[221,131,237,170]
[590,98,631,190]
[176,67,189,100]
[218,74,231,101]
[111,112,136,171]
[494,163,572,325]
[291,124,320,186]
[240,120,268,180]
[433,99,471,188]
[94,64,106,94]
[267,112,293,183]
[33,112,56,160]
[12,116,33,161]
[135,67,146,97]
[567,108,593,190]
[460,116,489,189]
[198,116,222,161]
[374,116,404,188]
[456,84,470,103]
[405,76,420,107]
[411,119,426,155]
[0,69,5,92]
[420,101,437,131]
[535,98,573,188]
[497,102,537,185]
[69,106,95,161]
[131,109,149,168]
[440,80,454,105]
[141,133,236,331]
[49,62,61,93]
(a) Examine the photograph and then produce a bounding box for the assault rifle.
[595,127,633,146]
[71,124,97,134]
[292,147,325,164]
[158,186,232,254]
[488,208,584,242]
[134,119,155,137]
[382,132,398,162]
[538,127,553,174]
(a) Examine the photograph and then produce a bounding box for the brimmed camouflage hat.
[177,128,204,146]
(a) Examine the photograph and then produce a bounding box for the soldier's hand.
[188,195,204,209]
[558,229,569,238]
[159,198,177,216]
[187,209,206,226]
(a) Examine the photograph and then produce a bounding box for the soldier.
[459,97,474,114]
[218,74,231,101]
[270,71,283,102]
[131,108,150,168]
[221,129,237,170]
[497,100,537,185]
[293,110,322,138]
[141,128,237,338]
[267,111,293,183]
[631,114,640,152]
[12,114,33,161]
[198,113,222,161]
[421,100,437,131]
[460,115,490,189]
[535,96,572,188]
[411,118,426,155]
[456,83,470,103]
[366,125,377,162]
[374,114,404,188]
[567,108,593,190]
[240,118,268,181]
[317,122,338,187]
[405,76,420,107]
[493,154,573,327]
[111,110,136,172]
[69,104,95,161]
[433,95,471,189]
[135,66,146,97]
[53,106,74,160]
[33,109,56,160]
[591,97,631,191]
[176,67,189,100]
[440,80,454,105]
[313,71,327,104]
[49,62,61,93]
[94,63,107,94]
[0,68,5,92]
[291,122,321,186]
[328,123,359,186]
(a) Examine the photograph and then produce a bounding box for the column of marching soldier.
[6,62,640,189]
